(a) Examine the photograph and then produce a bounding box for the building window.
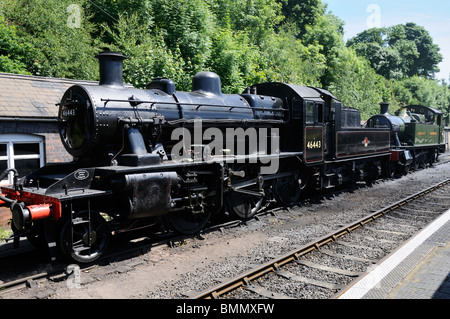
[0,134,44,185]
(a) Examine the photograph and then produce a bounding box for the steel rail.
[188,178,450,299]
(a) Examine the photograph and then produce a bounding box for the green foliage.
[0,226,12,242]
[1,0,99,80]
[102,13,190,90]
[0,16,30,74]
[303,12,345,87]
[391,76,450,112]
[87,0,152,26]
[207,28,262,92]
[328,47,390,120]
[347,22,448,119]
[0,0,447,121]
[0,55,27,74]
[390,23,443,78]
[209,0,283,44]
[259,27,326,86]
[148,0,215,74]
[348,23,443,80]
[279,0,327,37]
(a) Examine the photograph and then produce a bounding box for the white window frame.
[0,134,45,185]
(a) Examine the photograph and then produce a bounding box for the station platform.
[336,209,450,299]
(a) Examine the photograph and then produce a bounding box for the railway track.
[1,161,449,298]
[189,178,450,299]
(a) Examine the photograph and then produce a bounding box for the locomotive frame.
[0,51,445,263]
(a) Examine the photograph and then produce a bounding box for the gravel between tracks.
[4,156,450,299]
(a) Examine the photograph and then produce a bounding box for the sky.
[323,0,450,81]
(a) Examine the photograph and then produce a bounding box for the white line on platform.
[337,208,450,299]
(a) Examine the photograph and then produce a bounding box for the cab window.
[305,101,323,124]
[305,101,315,124]
[292,98,302,119]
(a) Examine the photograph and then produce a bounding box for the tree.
[208,0,283,45]
[279,0,327,37]
[391,76,449,113]
[87,0,151,27]
[102,13,190,90]
[207,28,265,92]
[328,47,390,120]
[347,27,387,47]
[148,0,215,75]
[389,23,442,78]
[348,23,442,80]
[303,12,346,87]
[1,0,100,80]
[0,16,30,74]
[259,27,326,86]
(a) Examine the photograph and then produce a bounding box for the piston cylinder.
[118,171,179,219]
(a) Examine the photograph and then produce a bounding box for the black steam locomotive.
[0,52,445,263]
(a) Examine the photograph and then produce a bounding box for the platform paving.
[337,209,450,299]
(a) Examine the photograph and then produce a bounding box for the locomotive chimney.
[380,102,390,114]
[95,51,127,87]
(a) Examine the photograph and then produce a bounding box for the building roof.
[0,72,96,121]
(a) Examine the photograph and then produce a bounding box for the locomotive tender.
[0,52,445,263]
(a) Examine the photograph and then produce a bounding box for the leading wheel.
[60,210,111,263]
